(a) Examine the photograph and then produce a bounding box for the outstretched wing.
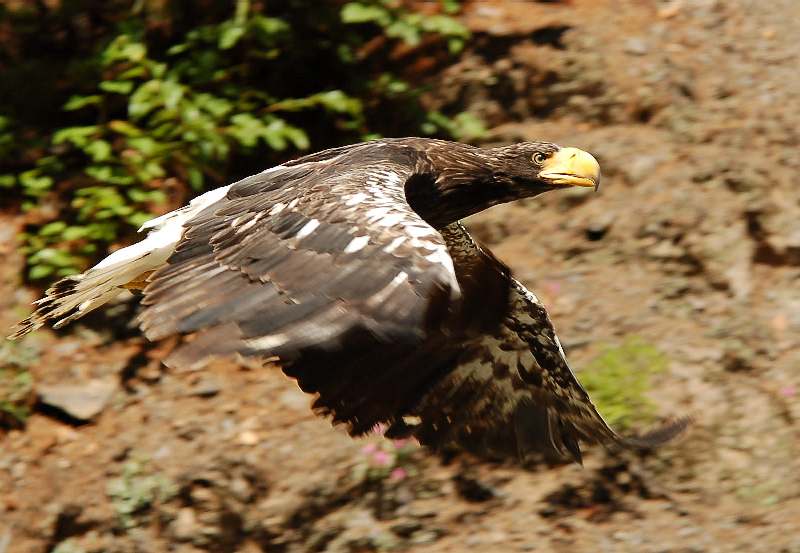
[391,224,687,464]
[138,144,497,369]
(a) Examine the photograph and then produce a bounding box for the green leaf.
[0,174,15,188]
[53,126,99,148]
[341,3,391,25]
[449,111,486,140]
[109,120,142,137]
[385,20,420,45]
[187,166,204,190]
[425,111,485,141]
[99,80,135,95]
[440,0,461,15]
[219,23,246,50]
[39,221,67,236]
[117,66,149,80]
[160,80,184,110]
[127,189,166,204]
[271,90,362,117]
[19,170,53,194]
[420,14,469,38]
[29,264,54,280]
[84,165,135,185]
[166,43,189,56]
[85,140,113,162]
[129,81,164,119]
[127,137,165,156]
[229,113,267,147]
[62,226,91,241]
[283,126,310,150]
[251,15,290,38]
[103,36,147,65]
[64,95,102,111]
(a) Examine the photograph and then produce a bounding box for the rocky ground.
[2,1,799,552]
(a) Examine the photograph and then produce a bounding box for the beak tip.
[539,147,601,189]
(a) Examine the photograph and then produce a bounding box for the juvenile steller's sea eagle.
[10,138,687,464]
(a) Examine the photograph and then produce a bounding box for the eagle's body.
[11,138,686,464]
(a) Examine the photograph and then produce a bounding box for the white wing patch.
[344,235,370,254]
[11,179,243,336]
[295,218,321,240]
[345,192,368,206]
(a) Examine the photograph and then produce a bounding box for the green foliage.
[580,337,668,430]
[107,456,177,529]
[0,341,38,427]
[341,0,469,53]
[0,0,476,281]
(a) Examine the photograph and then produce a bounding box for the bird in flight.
[10,138,686,464]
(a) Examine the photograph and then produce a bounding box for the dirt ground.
[2,0,800,551]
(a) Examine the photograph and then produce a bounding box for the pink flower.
[779,385,796,398]
[372,450,391,466]
[389,467,407,481]
[361,443,378,455]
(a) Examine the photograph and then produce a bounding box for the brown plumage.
[10,137,688,464]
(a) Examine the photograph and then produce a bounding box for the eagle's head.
[404,138,602,228]
[491,142,601,193]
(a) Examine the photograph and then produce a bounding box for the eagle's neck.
[404,146,532,229]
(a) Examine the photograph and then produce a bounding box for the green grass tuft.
[580,337,668,431]
[107,456,178,529]
[0,341,38,427]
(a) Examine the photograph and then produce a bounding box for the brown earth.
[2,0,800,551]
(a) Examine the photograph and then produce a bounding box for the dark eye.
[532,152,547,165]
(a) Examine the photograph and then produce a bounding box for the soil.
[2,1,800,552]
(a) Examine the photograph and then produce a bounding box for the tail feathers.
[10,248,174,341]
[8,205,192,340]
[9,266,133,339]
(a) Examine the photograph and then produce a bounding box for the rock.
[37,378,117,420]
[391,520,422,538]
[0,528,11,553]
[624,37,649,55]
[172,508,198,542]
[189,376,221,398]
[237,430,260,446]
[585,212,615,241]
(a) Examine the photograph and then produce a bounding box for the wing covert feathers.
[137,146,465,368]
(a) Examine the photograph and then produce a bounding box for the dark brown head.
[486,142,601,193]
[406,140,602,228]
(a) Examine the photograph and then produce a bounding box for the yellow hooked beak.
[539,147,601,190]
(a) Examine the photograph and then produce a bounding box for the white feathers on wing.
[14,184,234,335]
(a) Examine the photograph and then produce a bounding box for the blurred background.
[1,1,799,551]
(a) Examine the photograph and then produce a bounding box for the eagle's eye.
[532,152,547,165]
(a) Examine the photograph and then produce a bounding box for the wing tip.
[624,415,693,450]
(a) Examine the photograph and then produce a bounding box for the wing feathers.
[136,151,465,374]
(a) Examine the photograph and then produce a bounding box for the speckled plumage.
[11,137,686,464]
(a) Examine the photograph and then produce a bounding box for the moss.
[580,337,668,430]
[107,456,178,529]
[0,341,38,427]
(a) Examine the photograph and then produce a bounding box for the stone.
[624,37,649,55]
[37,378,117,420]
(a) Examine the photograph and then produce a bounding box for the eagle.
[10,137,687,464]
